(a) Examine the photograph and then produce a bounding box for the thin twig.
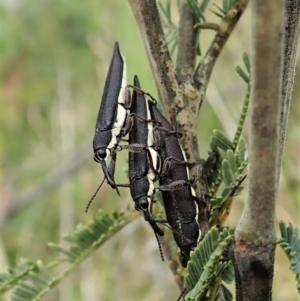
[127,0,249,243]
[189,0,249,236]
[194,22,220,31]
[127,3,188,284]
[194,0,249,114]
[127,0,178,119]
[278,0,300,190]
[176,2,198,82]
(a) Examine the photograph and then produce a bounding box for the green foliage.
[187,0,206,22]
[233,53,250,149]
[278,221,300,293]
[206,131,248,225]
[207,131,248,227]
[202,54,251,225]
[49,210,130,262]
[235,62,250,85]
[210,129,235,152]
[159,0,213,56]
[186,0,212,56]
[201,54,250,227]
[0,259,39,294]
[158,0,181,55]
[222,0,239,14]
[11,261,56,301]
[209,170,246,227]
[184,227,234,301]
[0,210,132,300]
[211,0,239,18]
[4,1,299,300]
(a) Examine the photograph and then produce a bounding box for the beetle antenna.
[85,177,106,213]
[154,232,165,262]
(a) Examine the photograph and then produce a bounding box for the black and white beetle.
[92,42,129,195]
[149,101,202,267]
[91,42,205,262]
[125,76,164,236]
[91,43,158,201]
[90,45,163,236]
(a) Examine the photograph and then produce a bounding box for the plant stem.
[231,0,285,300]
[278,0,300,190]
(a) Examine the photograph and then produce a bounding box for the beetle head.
[94,148,110,163]
[93,150,120,195]
[134,197,149,211]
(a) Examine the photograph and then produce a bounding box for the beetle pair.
[90,42,164,237]
[90,42,209,266]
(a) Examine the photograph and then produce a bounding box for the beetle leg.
[116,143,147,153]
[155,126,182,138]
[116,183,130,188]
[127,84,157,105]
[101,157,121,196]
[124,85,132,109]
[158,180,189,191]
[160,156,195,177]
[143,209,164,236]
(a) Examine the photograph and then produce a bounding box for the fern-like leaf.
[187,0,206,22]
[243,52,250,73]
[200,0,212,12]
[206,55,250,225]
[210,173,246,226]
[11,261,54,301]
[1,210,132,301]
[158,0,173,25]
[278,221,300,292]
[211,129,235,152]
[235,136,247,164]
[232,55,250,150]
[187,0,213,56]
[0,259,39,294]
[184,228,233,301]
[158,0,179,54]
[50,210,131,262]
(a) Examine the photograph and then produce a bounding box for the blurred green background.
[0,0,299,300]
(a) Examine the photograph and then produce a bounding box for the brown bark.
[128,0,250,291]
